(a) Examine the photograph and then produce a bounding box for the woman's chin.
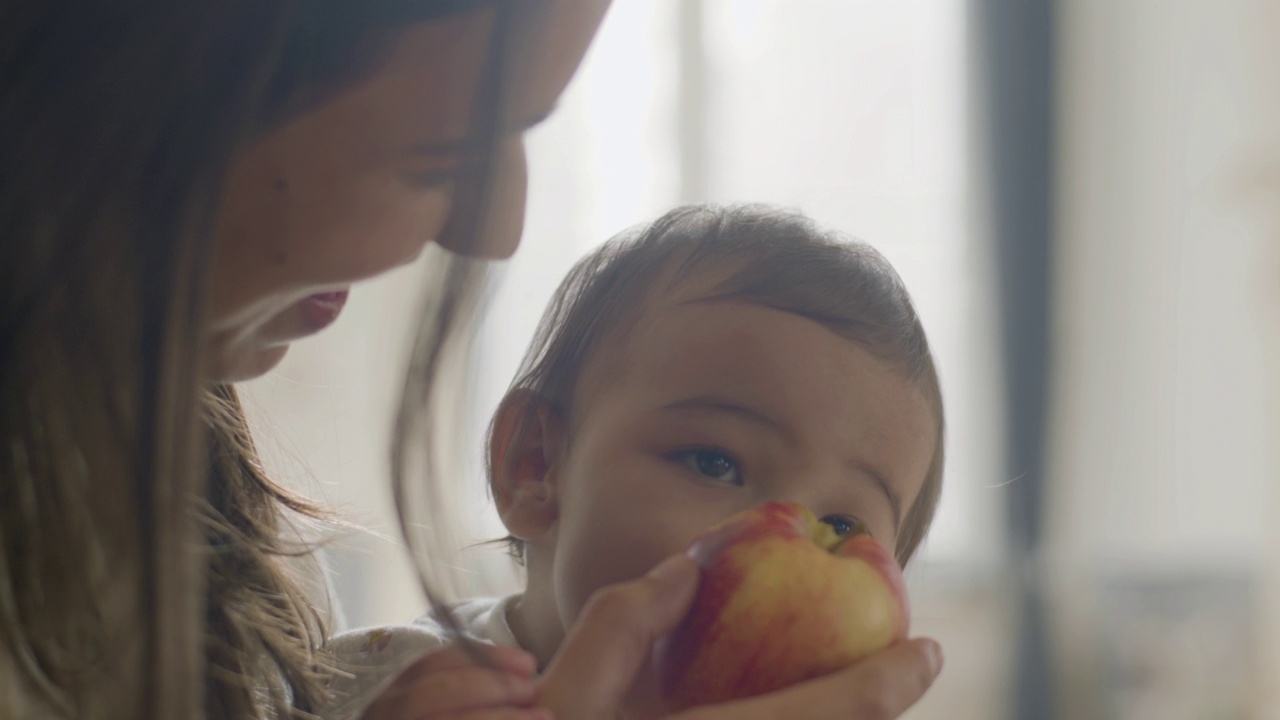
[206,293,348,383]
[209,344,291,383]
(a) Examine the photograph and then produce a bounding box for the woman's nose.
[436,137,528,260]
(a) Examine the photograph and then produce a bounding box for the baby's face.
[538,289,938,659]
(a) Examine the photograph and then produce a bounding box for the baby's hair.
[490,204,944,565]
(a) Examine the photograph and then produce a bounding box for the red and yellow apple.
[657,501,911,710]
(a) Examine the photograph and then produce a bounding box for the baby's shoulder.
[326,595,515,667]
[319,622,447,720]
[327,621,448,667]
[319,596,519,720]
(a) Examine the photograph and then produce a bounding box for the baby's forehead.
[581,262,722,350]
[583,267,743,367]
[566,254,918,423]
[567,288,938,494]
[575,286,875,410]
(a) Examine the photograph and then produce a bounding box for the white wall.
[1051,2,1280,717]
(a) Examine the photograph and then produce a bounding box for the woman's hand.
[361,643,550,720]
[537,554,943,720]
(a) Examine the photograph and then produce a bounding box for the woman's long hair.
[0,2,495,718]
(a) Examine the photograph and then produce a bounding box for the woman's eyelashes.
[405,170,456,189]
[404,153,484,189]
[673,447,742,486]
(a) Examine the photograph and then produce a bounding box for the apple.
[657,501,910,710]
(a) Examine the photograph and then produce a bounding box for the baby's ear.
[489,388,564,540]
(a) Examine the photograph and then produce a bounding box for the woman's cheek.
[312,184,453,282]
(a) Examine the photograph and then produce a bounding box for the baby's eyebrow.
[661,395,782,432]
[851,460,902,535]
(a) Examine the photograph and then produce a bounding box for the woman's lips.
[300,290,349,332]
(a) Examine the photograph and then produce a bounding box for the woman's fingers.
[535,552,940,720]
[392,643,538,687]
[537,554,700,720]
[675,638,944,720]
[392,666,538,713]
[361,644,541,720]
[434,709,553,720]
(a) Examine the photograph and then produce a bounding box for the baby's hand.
[360,643,549,720]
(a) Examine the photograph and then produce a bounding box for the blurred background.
[242,1,1280,718]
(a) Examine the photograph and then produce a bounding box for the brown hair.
[491,204,945,565]
[0,2,499,719]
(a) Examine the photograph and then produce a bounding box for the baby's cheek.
[558,515,681,623]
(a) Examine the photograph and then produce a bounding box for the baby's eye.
[820,515,869,537]
[676,448,742,486]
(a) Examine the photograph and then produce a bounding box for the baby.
[323,204,945,720]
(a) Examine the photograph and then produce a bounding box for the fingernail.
[925,639,944,676]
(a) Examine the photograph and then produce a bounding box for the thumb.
[674,638,944,720]
[538,554,699,720]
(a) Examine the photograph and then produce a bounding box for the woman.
[0,2,942,719]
